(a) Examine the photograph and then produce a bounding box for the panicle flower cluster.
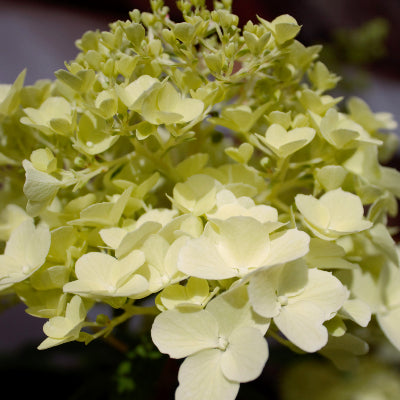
[1,0,400,398]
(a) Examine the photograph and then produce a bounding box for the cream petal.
[151,309,219,358]
[274,301,328,352]
[221,326,268,382]
[248,266,281,318]
[293,269,348,319]
[295,194,330,230]
[178,236,235,280]
[207,285,270,337]
[176,349,239,400]
[263,229,310,268]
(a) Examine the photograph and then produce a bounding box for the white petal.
[178,236,234,279]
[74,252,115,285]
[176,98,204,123]
[118,274,149,297]
[221,326,268,382]
[295,194,330,230]
[277,259,308,297]
[207,285,270,337]
[151,309,218,358]
[274,301,328,352]
[248,266,281,318]
[5,220,50,270]
[141,234,169,272]
[264,229,310,267]
[320,188,371,232]
[176,349,239,400]
[340,299,371,327]
[99,227,127,249]
[115,249,146,283]
[213,217,271,272]
[294,269,348,319]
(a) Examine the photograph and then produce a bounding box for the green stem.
[90,305,160,341]
[132,139,178,182]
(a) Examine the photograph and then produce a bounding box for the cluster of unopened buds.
[1,1,400,398]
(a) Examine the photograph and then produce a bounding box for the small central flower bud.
[107,284,117,293]
[161,275,170,285]
[217,336,229,351]
[234,266,249,277]
[278,295,288,306]
[22,265,30,274]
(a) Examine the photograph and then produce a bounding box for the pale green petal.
[316,165,347,191]
[0,204,31,242]
[39,296,85,350]
[71,186,133,227]
[99,227,127,249]
[185,277,210,303]
[380,263,400,308]
[73,252,115,284]
[117,274,149,298]
[176,349,239,400]
[175,98,204,123]
[158,283,188,310]
[207,190,279,223]
[158,277,209,310]
[142,234,169,272]
[75,111,118,155]
[0,220,51,287]
[220,326,268,382]
[151,309,219,358]
[264,229,310,267]
[212,217,271,274]
[157,82,180,109]
[305,238,357,270]
[115,249,146,282]
[369,223,399,266]
[38,336,71,350]
[164,236,189,279]
[319,189,372,233]
[261,124,315,158]
[159,83,203,123]
[65,295,86,323]
[319,333,369,370]
[295,194,330,230]
[30,264,70,290]
[207,285,270,337]
[116,75,158,110]
[173,174,218,216]
[340,299,371,327]
[5,220,50,270]
[293,269,348,319]
[248,266,281,318]
[350,267,382,313]
[141,82,203,125]
[64,250,146,298]
[0,255,22,279]
[177,236,234,279]
[278,259,308,297]
[23,160,62,216]
[377,307,400,351]
[116,221,161,259]
[274,301,328,352]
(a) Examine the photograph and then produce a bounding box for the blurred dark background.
[1,0,400,398]
[2,0,400,82]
